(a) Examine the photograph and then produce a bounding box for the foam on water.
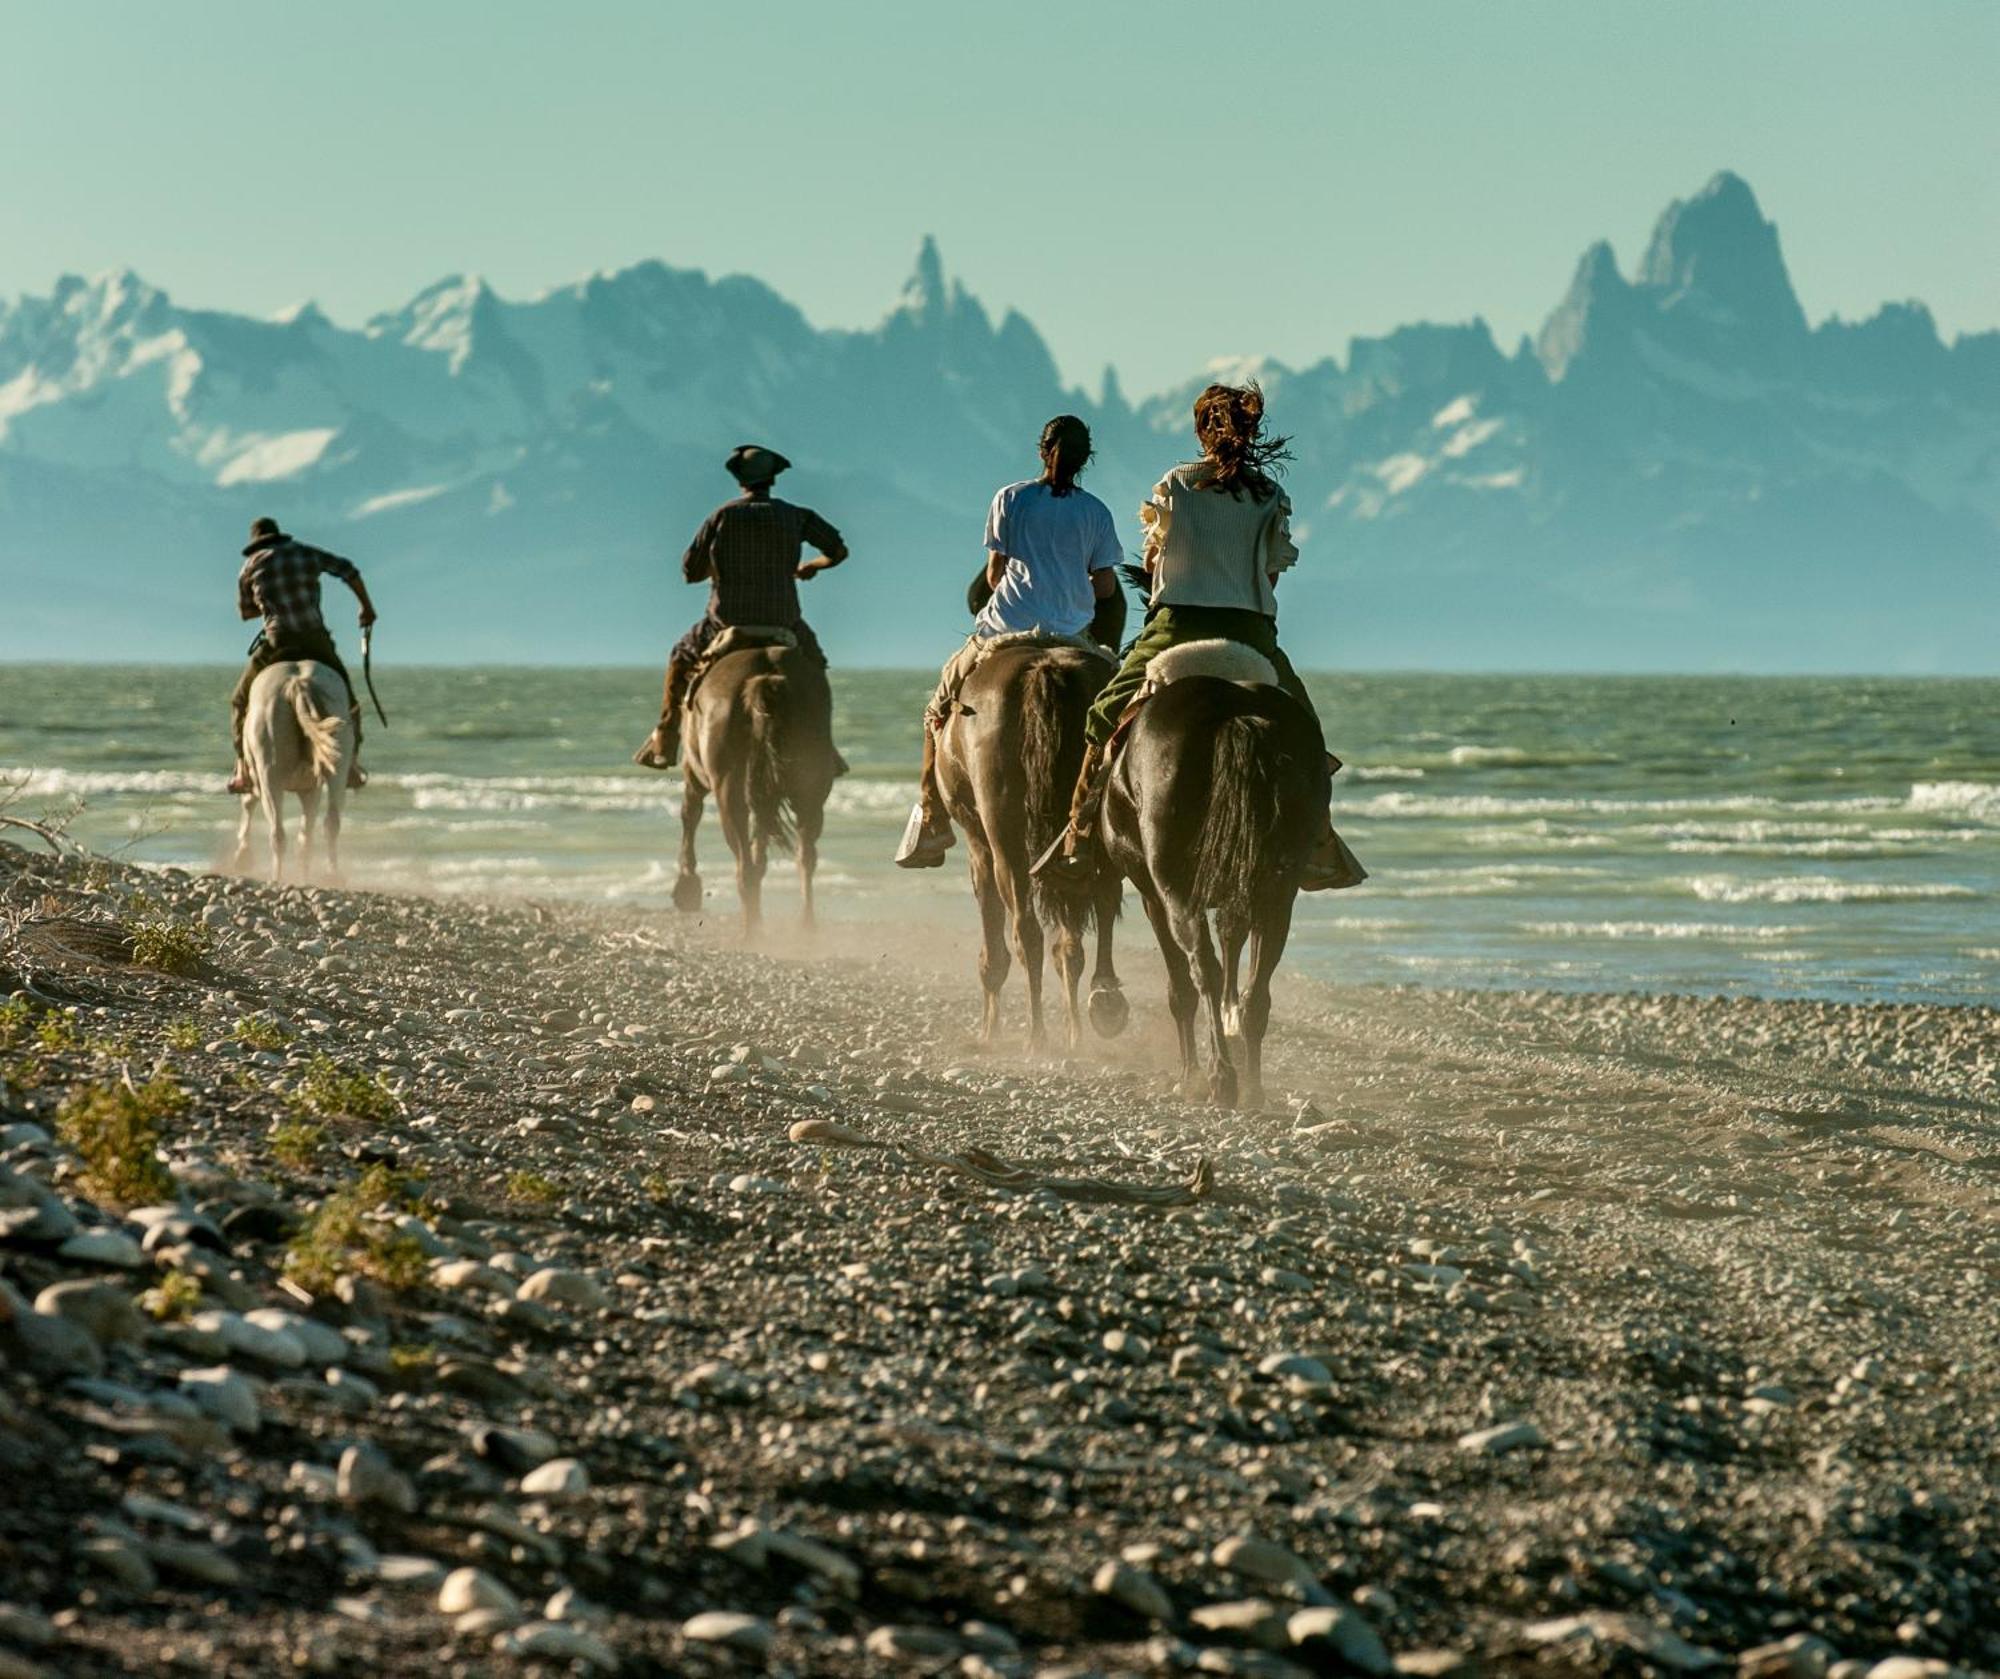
[5,667,1996,1004]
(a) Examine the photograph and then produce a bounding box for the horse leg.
[323,788,345,884]
[796,796,823,932]
[1087,875,1129,1038]
[1139,890,1201,1095]
[297,786,320,880]
[1239,897,1294,1114]
[1177,905,1236,1108]
[995,856,1046,1051]
[674,775,706,913]
[716,776,761,937]
[1051,905,1085,1054]
[263,784,286,883]
[966,834,1009,1045]
[234,793,256,873]
[1217,910,1250,1041]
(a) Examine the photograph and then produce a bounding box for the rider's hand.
[794,562,820,582]
[359,608,378,628]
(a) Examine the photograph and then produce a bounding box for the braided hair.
[1038,414,1093,498]
[1191,381,1290,500]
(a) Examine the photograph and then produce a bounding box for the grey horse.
[233,661,355,881]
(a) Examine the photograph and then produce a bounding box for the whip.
[361,624,389,728]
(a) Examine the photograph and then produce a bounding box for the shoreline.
[1,840,1997,1674]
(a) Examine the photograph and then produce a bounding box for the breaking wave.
[1684,875,1978,905]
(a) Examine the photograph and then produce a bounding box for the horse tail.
[286,673,346,787]
[1189,714,1283,915]
[1023,657,1090,933]
[745,675,797,854]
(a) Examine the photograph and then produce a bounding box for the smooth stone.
[177,1365,261,1432]
[1189,1600,1287,1649]
[864,1625,962,1660]
[78,1536,156,1593]
[519,1457,589,1500]
[143,1537,244,1587]
[195,1310,306,1368]
[244,1307,347,1365]
[3,1309,104,1377]
[1258,1353,1334,1391]
[338,1442,417,1513]
[1288,1606,1392,1675]
[33,1280,143,1346]
[433,1258,512,1296]
[472,1424,558,1472]
[377,1555,446,1587]
[1102,1329,1153,1365]
[515,1268,610,1309]
[493,1623,616,1666]
[1458,1420,1547,1455]
[57,1228,145,1269]
[1213,1535,1316,1590]
[1094,1560,1173,1621]
[1740,1636,1836,1679]
[438,1567,519,1616]
[682,1612,774,1655]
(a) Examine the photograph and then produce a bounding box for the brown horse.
[937,640,1127,1049]
[673,642,839,934]
[1100,647,1329,1108]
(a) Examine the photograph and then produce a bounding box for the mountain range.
[2,171,1995,672]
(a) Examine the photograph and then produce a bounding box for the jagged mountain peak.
[1636,168,1806,338]
[901,235,948,318]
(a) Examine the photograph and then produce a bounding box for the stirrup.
[227,767,252,795]
[1030,829,1098,889]
[633,728,679,770]
[893,803,953,869]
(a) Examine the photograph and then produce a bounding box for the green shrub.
[234,1015,288,1051]
[36,1012,83,1054]
[291,1054,398,1123]
[127,916,211,977]
[505,1170,562,1206]
[162,1018,203,1053]
[56,1077,185,1204]
[0,998,30,1049]
[285,1165,427,1294]
[148,1269,202,1322]
[270,1121,326,1169]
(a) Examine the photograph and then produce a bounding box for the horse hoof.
[672,873,703,913]
[1087,985,1129,1039]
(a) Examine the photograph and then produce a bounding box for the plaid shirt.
[682,495,845,627]
[238,540,361,642]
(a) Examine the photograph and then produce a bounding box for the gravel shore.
[1,839,1996,1677]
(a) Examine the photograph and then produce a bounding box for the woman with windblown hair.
[1033,381,1363,891]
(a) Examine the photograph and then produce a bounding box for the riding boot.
[346,704,367,791]
[1030,742,1109,888]
[894,724,955,868]
[634,654,693,769]
[227,706,252,794]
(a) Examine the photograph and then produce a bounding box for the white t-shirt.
[973,480,1123,638]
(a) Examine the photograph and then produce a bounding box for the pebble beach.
[1,838,1997,1676]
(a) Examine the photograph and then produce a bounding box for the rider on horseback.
[894,415,1124,868]
[228,517,375,795]
[1033,382,1359,892]
[634,445,848,770]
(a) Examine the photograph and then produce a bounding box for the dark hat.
[242,516,289,556]
[725,444,791,486]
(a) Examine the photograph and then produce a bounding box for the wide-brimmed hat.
[242,515,289,556]
[725,444,790,486]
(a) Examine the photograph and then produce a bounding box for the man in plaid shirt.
[228,516,378,792]
[633,444,849,768]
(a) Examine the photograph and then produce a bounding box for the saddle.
[1100,637,1283,764]
[982,628,1118,666]
[690,624,799,699]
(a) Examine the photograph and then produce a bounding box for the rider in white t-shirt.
[894,416,1123,868]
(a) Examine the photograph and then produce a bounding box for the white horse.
[233,661,355,881]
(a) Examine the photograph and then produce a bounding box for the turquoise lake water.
[1,665,1995,1005]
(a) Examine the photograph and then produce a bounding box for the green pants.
[230,626,359,752]
[1085,605,1315,746]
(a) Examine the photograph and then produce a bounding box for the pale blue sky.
[2,0,1993,393]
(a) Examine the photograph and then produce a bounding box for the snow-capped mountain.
[2,175,1995,671]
